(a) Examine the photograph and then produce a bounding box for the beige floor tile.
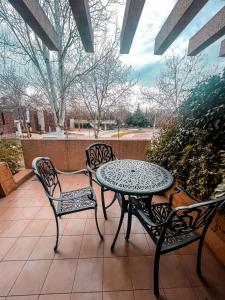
[39,295,70,300]
[0,238,16,260]
[71,293,102,300]
[10,260,51,295]
[103,234,128,257]
[54,235,82,259]
[0,220,30,238]
[34,207,54,219]
[42,219,67,236]
[178,253,225,287]
[103,257,132,291]
[164,287,198,300]
[194,285,225,300]
[80,235,104,258]
[73,258,103,292]
[104,218,125,235]
[0,208,24,221]
[29,236,56,260]
[0,222,11,234]
[42,259,77,294]
[15,207,41,220]
[124,218,145,234]
[63,219,86,235]
[4,237,38,261]
[105,204,122,218]
[133,290,166,300]
[103,291,134,300]
[84,219,104,235]
[6,296,38,300]
[129,256,154,289]
[159,255,191,288]
[0,261,25,296]
[21,220,49,237]
[126,234,152,256]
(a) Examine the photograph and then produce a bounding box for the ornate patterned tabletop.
[96,159,174,195]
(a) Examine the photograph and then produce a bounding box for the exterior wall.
[21,139,150,170]
[0,111,17,134]
[44,111,55,132]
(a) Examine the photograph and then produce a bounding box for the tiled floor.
[0,174,225,300]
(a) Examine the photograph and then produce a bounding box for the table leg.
[111,194,127,251]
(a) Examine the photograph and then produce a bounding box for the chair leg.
[197,237,204,276]
[105,192,117,209]
[54,214,59,252]
[154,249,161,298]
[101,187,108,220]
[111,197,126,251]
[125,204,132,240]
[95,207,103,240]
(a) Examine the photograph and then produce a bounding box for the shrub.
[147,70,225,200]
[0,140,22,174]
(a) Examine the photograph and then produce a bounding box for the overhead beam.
[219,39,225,57]
[120,0,146,54]
[69,0,94,53]
[188,6,225,56]
[154,0,208,55]
[8,0,58,51]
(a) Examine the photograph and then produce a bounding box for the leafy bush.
[0,140,22,174]
[147,70,225,200]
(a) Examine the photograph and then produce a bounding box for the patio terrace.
[0,173,225,300]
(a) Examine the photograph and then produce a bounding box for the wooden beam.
[8,0,58,51]
[154,0,208,55]
[219,39,225,57]
[69,0,94,53]
[120,0,146,54]
[188,6,225,56]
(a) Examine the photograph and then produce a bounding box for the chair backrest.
[32,157,61,198]
[160,196,225,244]
[85,143,116,170]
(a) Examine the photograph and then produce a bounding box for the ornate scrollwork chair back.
[32,157,61,199]
[127,189,225,298]
[32,156,103,252]
[86,143,116,171]
[86,143,117,220]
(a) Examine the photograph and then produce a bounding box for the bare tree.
[142,51,213,115]
[76,39,136,138]
[0,68,46,137]
[0,0,119,134]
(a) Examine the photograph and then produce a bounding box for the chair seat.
[57,186,96,215]
[133,199,200,252]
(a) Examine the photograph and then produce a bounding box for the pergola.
[8,0,225,57]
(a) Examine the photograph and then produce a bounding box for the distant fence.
[21,139,150,170]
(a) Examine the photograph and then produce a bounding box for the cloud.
[117,0,225,86]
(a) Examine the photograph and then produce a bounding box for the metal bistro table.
[96,159,174,250]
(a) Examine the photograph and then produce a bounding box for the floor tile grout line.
[5,259,27,298]
[2,235,39,262]
[70,216,88,293]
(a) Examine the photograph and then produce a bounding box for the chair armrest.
[86,164,96,174]
[56,168,87,175]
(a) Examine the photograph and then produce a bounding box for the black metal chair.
[125,187,225,298]
[86,143,117,220]
[32,157,103,252]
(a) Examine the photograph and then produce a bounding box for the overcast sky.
[117,0,225,87]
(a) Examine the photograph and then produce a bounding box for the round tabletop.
[96,159,174,195]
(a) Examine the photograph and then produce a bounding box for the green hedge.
[0,140,22,174]
[147,70,225,200]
